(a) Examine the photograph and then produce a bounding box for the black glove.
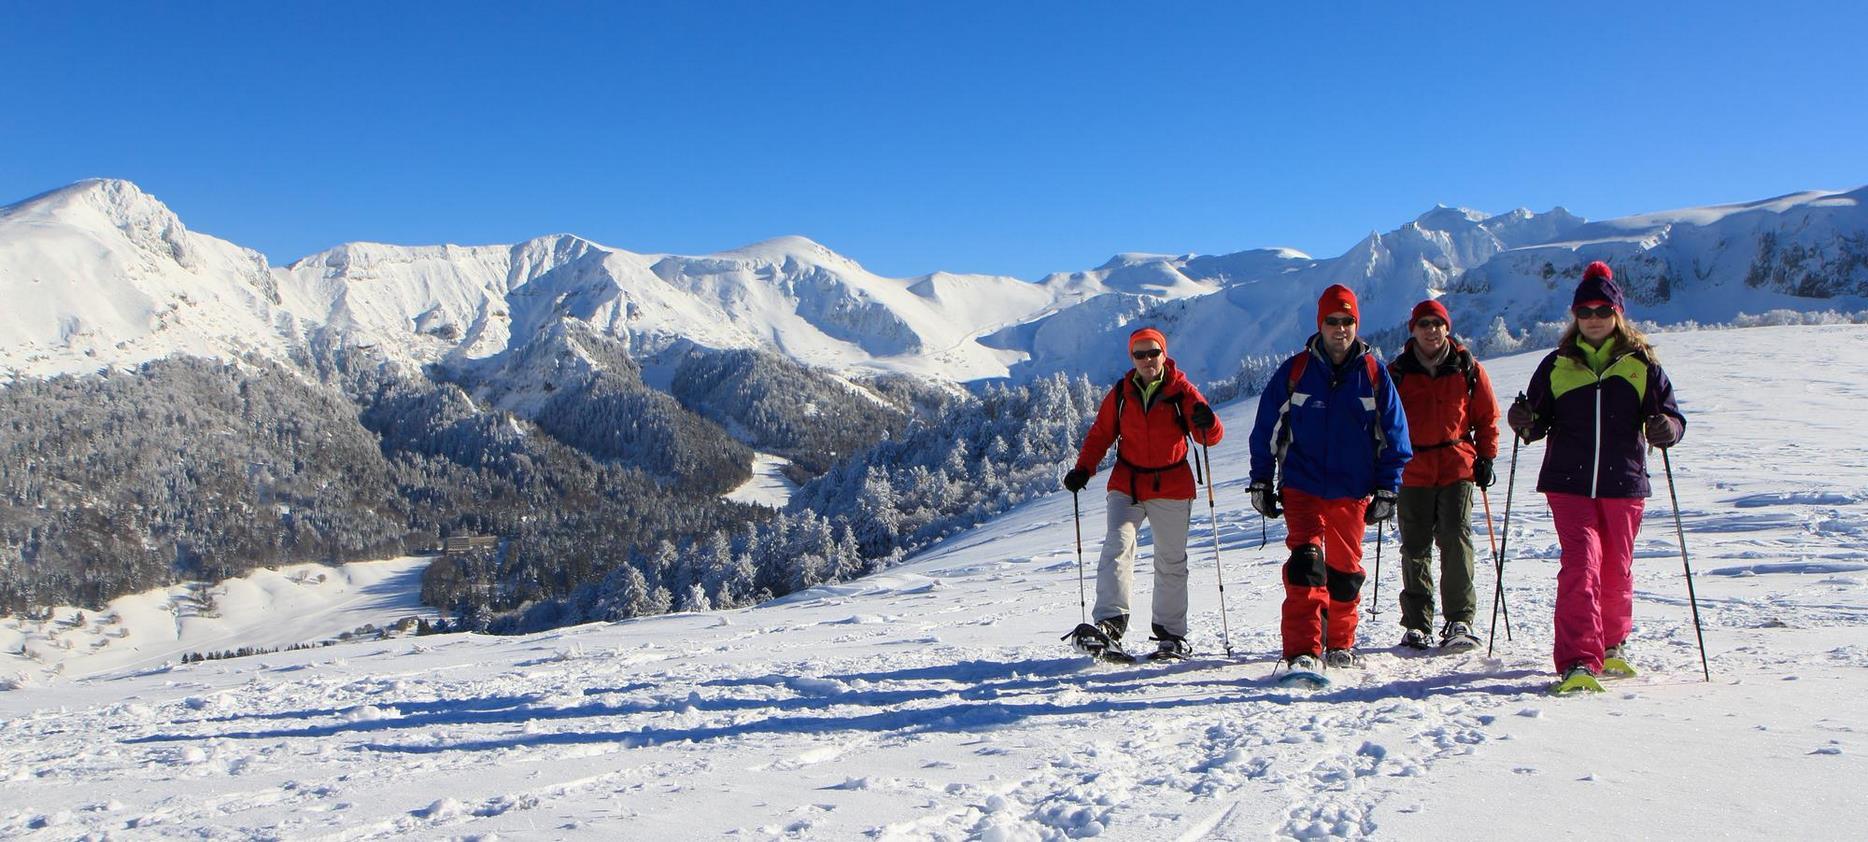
[1063,467,1092,493]
[1645,415,1680,448]
[1506,397,1536,440]
[1472,456,1495,489]
[1189,402,1216,431]
[1249,481,1282,519]
[1365,490,1398,524]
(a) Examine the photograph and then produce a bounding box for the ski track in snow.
[4,325,1868,839]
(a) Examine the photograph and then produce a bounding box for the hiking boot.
[1440,621,1479,650]
[1095,614,1128,643]
[1324,648,1363,669]
[1399,628,1432,650]
[1153,635,1192,659]
[1287,653,1323,673]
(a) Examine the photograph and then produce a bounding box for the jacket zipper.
[1590,382,1602,498]
[1587,352,1629,498]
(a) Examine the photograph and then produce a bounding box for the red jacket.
[1074,359,1224,500]
[1388,338,1499,488]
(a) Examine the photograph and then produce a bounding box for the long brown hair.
[1557,311,1660,365]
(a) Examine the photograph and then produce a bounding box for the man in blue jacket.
[1248,285,1412,672]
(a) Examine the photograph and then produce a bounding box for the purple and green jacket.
[1518,341,1685,499]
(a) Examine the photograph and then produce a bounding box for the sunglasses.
[1131,348,1163,360]
[1322,316,1356,327]
[1573,305,1617,320]
[1414,318,1447,329]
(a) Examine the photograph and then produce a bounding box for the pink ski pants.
[1546,492,1646,674]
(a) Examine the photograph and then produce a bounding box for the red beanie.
[1128,326,1167,354]
[1317,284,1358,327]
[1410,299,1451,333]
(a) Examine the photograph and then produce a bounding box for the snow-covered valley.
[3,324,1864,839]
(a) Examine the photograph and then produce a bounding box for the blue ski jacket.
[1249,335,1412,500]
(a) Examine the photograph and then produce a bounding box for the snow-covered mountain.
[3,178,1865,392]
[0,181,295,377]
[1006,191,1868,385]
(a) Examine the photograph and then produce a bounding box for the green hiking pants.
[1397,482,1477,632]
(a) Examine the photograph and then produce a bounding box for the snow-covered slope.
[3,324,1864,839]
[0,557,438,686]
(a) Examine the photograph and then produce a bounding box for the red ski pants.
[1281,487,1369,658]
[1547,492,1645,674]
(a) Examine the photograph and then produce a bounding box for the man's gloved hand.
[1365,490,1398,524]
[1645,415,1680,448]
[1249,481,1282,519]
[1506,397,1535,439]
[1063,467,1091,493]
[1190,402,1216,431]
[1472,456,1495,489]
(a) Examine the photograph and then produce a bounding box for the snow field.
[1,324,1865,839]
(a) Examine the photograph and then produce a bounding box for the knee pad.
[1284,544,1326,587]
[1327,566,1367,603]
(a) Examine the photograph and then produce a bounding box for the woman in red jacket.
[1388,300,1499,651]
[1064,327,1224,660]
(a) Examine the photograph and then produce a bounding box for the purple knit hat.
[1574,261,1624,312]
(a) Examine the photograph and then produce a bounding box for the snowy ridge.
[8,179,1862,390]
[2,324,1864,838]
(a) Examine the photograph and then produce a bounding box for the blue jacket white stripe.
[1248,336,1413,500]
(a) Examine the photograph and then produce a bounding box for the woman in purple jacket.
[1507,261,1686,692]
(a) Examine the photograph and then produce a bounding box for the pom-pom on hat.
[1410,299,1451,333]
[1573,261,1625,313]
[1317,284,1359,327]
[1128,326,1167,354]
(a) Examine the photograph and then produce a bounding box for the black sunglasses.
[1322,315,1356,327]
[1131,348,1163,360]
[1573,305,1617,320]
[1414,318,1447,329]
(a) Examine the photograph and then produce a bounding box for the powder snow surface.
[2,325,1866,839]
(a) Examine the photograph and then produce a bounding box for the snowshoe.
[1550,663,1605,695]
[1150,636,1192,661]
[1324,647,1363,669]
[1276,654,1330,688]
[1398,628,1432,650]
[1439,621,1481,652]
[1063,623,1134,664]
[1601,644,1636,677]
[1149,623,1192,661]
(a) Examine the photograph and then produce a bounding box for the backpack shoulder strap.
[1286,353,1310,394]
[1110,377,1128,440]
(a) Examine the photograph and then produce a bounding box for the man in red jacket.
[1064,327,1224,660]
[1388,300,1499,650]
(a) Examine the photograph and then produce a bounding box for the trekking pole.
[1487,394,1527,657]
[1662,448,1712,681]
[1201,440,1234,657]
[1369,519,1384,620]
[1479,485,1511,646]
[1073,491,1087,625]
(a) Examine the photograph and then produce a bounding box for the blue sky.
[4,2,1863,279]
